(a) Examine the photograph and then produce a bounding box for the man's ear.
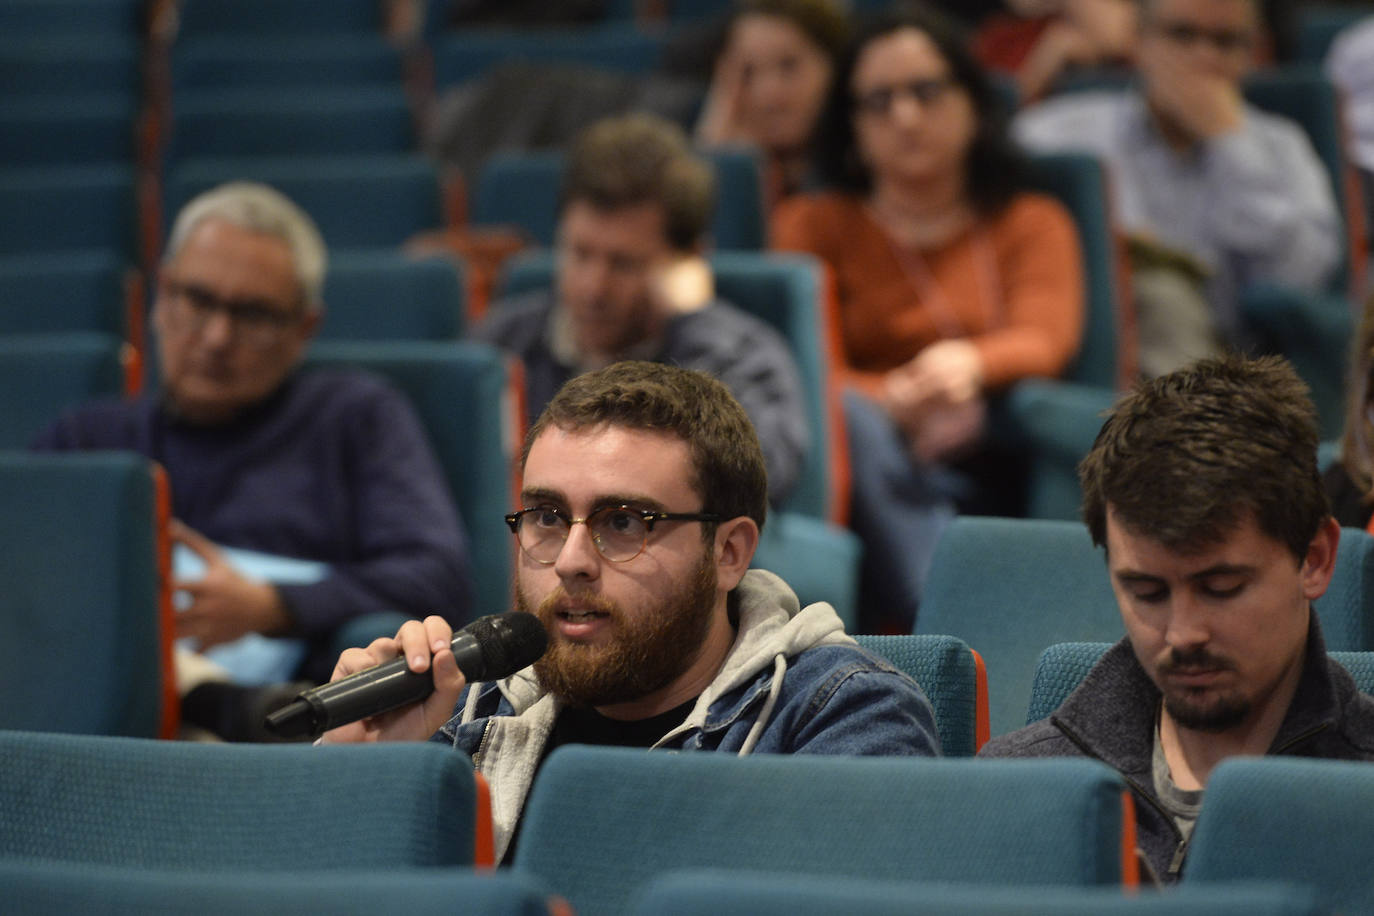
[298,306,323,342]
[1300,516,1341,601]
[713,516,759,592]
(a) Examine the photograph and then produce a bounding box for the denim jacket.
[432,570,941,861]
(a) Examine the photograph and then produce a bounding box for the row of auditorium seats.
[3,446,1370,750]
[2,731,1370,913]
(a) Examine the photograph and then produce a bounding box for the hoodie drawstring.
[738,654,787,756]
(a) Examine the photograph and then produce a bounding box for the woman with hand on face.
[695,0,850,212]
[773,3,1085,632]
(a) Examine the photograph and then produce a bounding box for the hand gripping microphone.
[264,612,548,739]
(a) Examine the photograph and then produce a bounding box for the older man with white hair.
[33,182,474,739]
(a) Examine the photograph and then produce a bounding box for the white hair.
[164,181,328,311]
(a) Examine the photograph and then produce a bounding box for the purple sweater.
[33,370,474,681]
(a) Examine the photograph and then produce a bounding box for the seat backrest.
[1026,641,1113,725]
[166,86,417,165]
[305,340,521,616]
[1329,650,1374,692]
[1314,526,1374,650]
[430,22,666,82]
[855,633,988,756]
[322,251,465,341]
[0,451,172,737]
[171,35,404,92]
[0,250,129,337]
[496,249,843,521]
[175,0,382,37]
[165,155,443,250]
[632,871,1323,916]
[1186,757,1374,913]
[0,164,137,259]
[1020,151,1126,388]
[2,860,554,916]
[0,731,481,869]
[0,94,136,168]
[917,516,1123,737]
[0,37,141,100]
[514,748,1132,914]
[472,146,766,251]
[0,333,127,448]
[752,512,860,630]
[1243,66,1355,293]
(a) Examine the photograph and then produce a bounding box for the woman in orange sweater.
[773,4,1085,632]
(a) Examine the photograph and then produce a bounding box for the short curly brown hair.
[525,361,768,533]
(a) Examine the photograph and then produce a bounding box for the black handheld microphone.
[264,612,548,739]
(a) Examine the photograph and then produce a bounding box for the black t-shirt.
[499,697,698,865]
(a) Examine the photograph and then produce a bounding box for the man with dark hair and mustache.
[980,354,1374,884]
[321,361,940,863]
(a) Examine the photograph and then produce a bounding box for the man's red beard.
[519,550,718,708]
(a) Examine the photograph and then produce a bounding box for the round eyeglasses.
[504,505,722,564]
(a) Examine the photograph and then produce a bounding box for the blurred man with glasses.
[1013,0,1340,377]
[33,182,473,740]
[322,361,940,864]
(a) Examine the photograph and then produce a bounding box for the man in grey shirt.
[1014,0,1340,374]
[473,113,809,505]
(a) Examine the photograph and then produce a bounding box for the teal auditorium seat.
[165,155,444,250]
[305,340,520,618]
[632,872,1323,916]
[1239,67,1364,436]
[916,516,1122,737]
[1026,641,1113,725]
[322,251,465,341]
[1186,757,1374,914]
[175,0,383,37]
[2,861,553,916]
[0,333,126,448]
[498,249,843,522]
[0,37,141,100]
[166,87,418,165]
[429,22,666,81]
[0,732,483,869]
[991,152,1129,520]
[1329,650,1374,691]
[0,251,130,338]
[1314,526,1374,649]
[0,165,137,259]
[0,95,137,168]
[0,0,143,40]
[0,452,169,737]
[513,748,1134,914]
[1296,4,1374,63]
[856,633,987,756]
[752,514,860,630]
[171,36,405,91]
[473,146,767,251]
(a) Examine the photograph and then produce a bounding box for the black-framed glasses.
[161,278,306,347]
[853,76,956,116]
[504,505,722,564]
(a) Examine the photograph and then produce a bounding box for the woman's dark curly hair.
[811,1,1029,215]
